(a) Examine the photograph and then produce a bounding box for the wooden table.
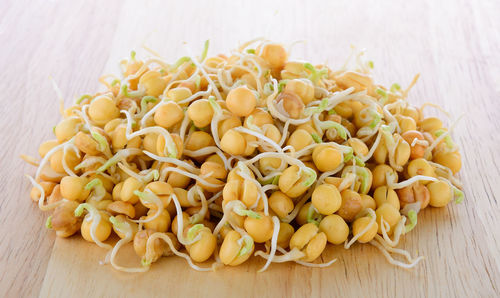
[1,0,499,297]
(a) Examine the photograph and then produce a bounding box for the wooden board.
[1,0,499,297]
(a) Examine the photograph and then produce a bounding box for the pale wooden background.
[1,0,499,297]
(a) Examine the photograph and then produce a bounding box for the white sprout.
[117,163,158,184]
[424,114,464,159]
[169,193,202,246]
[97,148,143,173]
[35,139,74,180]
[179,113,191,143]
[369,235,424,269]
[344,208,376,249]
[184,147,231,170]
[380,216,406,247]
[74,203,113,250]
[61,143,81,177]
[233,126,282,152]
[260,246,337,268]
[386,173,438,189]
[144,232,212,272]
[143,150,199,173]
[108,217,148,273]
[256,216,280,272]
[131,190,164,224]
[25,175,63,211]
[160,167,221,189]
[122,110,177,158]
[75,156,107,171]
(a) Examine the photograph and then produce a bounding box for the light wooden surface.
[1,0,499,297]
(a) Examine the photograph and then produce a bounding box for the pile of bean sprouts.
[23,39,464,273]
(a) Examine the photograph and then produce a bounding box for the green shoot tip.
[405,210,418,233]
[303,167,317,187]
[187,224,204,241]
[311,133,322,143]
[237,236,254,257]
[45,216,52,229]
[278,80,287,93]
[453,187,464,204]
[390,83,401,93]
[74,203,90,217]
[85,178,102,190]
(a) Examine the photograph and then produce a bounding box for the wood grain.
[1,0,499,297]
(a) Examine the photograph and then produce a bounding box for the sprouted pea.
[24,39,464,273]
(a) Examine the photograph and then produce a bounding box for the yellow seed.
[226,86,257,117]
[268,191,294,218]
[285,79,315,105]
[375,203,401,234]
[319,214,349,245]
[352,216,378,243]
[220,129,246,156]
[88,95,119,125]
[187,99,214,127]
[311,184,341,215]
[427,181,452,207]
[373,186,400,210]
[312,145,342,172]
[154,102,184,128]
